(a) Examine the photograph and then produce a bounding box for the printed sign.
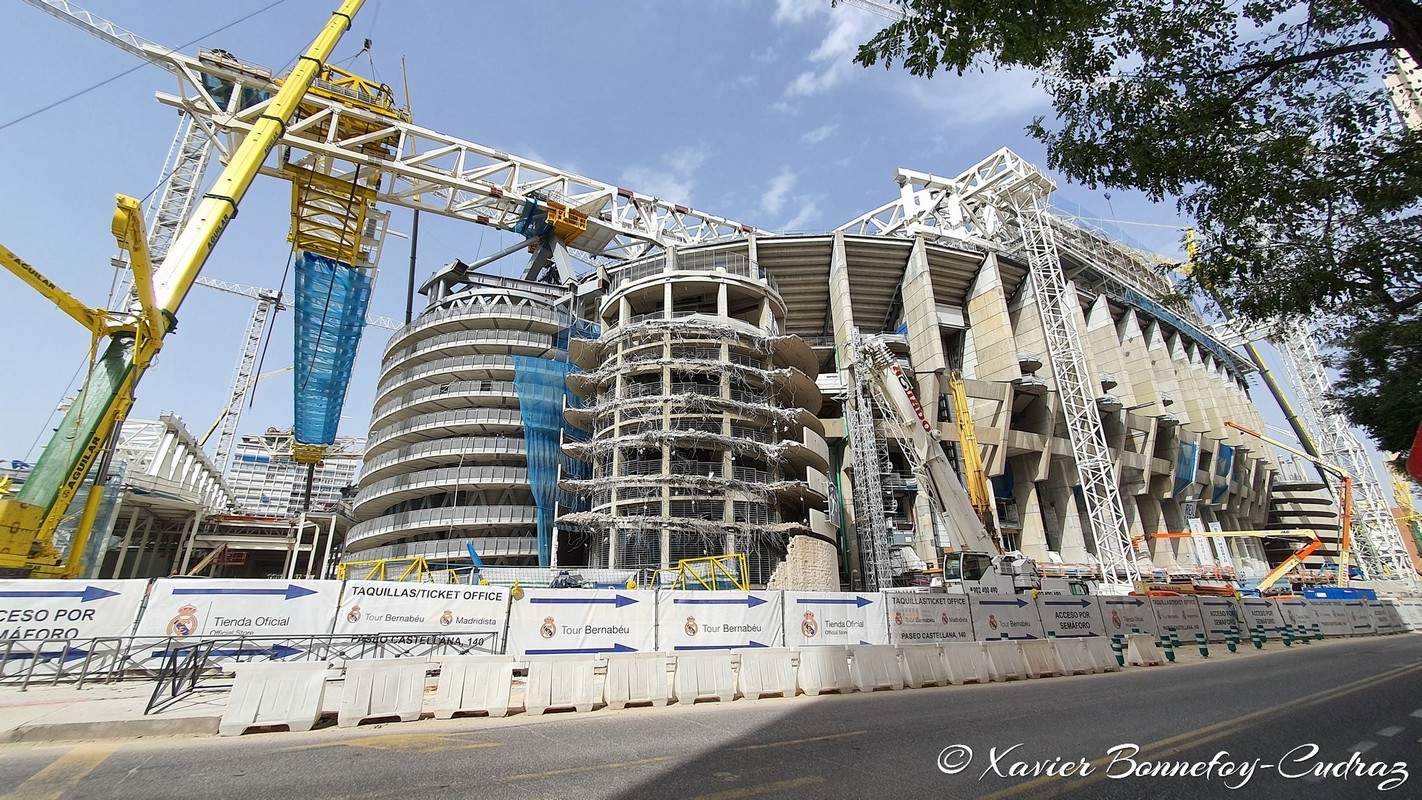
[886,592,974,645]
[135,579,343,639]
[782,592,888,647]
[1036,595,1106,639]
[1307,600,1351,636]
[967,593,1045,641]
[506,589,655,656]
[1271,598,1320,634]
[1150,596,1206,641]
[0,579,146,640]
[656,591,783,651]
[335,581,509,651]
[1197,597,1246,642]
[1342,600,1376,636]
[1239,597,1284,639]
[1098,595,1159,637]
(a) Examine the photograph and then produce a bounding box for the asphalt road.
[0,636,1419,800]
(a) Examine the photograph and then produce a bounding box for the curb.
[0,716,220,744]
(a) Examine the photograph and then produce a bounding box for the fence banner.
[1342,600,1376,636]
[886,592,975,645]
[782,592,888,646]
[1150,596,1206,641]
[1097,595,1159,637]
[0,579,147,640]
[1240,597,1285,639]
[656,591,783,651]
[1271,597,1319,633]
[506,589,656,657]
[967,593,1045,641]
[1197,597,1247,643]
[1035,595,1105,639]
[334,581,509,651]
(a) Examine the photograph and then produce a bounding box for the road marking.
[0,744,116,800]
[1350,741,1377,754]
[502,755,674,782]
[733,730,866,751]
[688,776,825,800]
[1376,726,1404,737]
[1411,709,1422,718]
[978,661,1422,800]
[286,733,502,752]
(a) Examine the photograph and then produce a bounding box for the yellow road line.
[0,744,117,800]
[502,755,674,781]
[980,661,1422,800]
[733,730,867,751]
[689,776,826,800]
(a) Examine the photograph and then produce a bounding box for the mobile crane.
[0,1,368,577]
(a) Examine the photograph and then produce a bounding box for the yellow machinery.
[337,556,461,584]
[653,554,749,591]
[947,370,995,535]
[0,1,368,577]
[1147,528,1322,593]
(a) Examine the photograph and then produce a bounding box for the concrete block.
[849,645,903,692]
[983,640,1026,682]
[1083,638,1121,673]
[1019,640,1063,678]
[525,655,600,714]
[1125,634,1165,666]
[673,652,736,703]
[604,652,670,710]
[940,642,991,685]
[899,644,949,688]
[737,648,797,699]
[433,655,517,719]
[219,661,328,736]
[794,647,854,695]
[339,657,428,728]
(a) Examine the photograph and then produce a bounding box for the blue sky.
[0,0,1366,484]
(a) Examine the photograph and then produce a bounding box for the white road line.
[1410,709,1422,718]
[1376,726,1404,737]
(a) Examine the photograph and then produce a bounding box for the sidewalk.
[0,636,1339,745]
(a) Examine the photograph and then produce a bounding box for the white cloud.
[801,122,839,144]
[781,200,820,231]
[773,0,824,25]
[751,46,778,63]
[782,8,881,97]
[620,146,708,205]
[771,100,797,114]
[895,68,1051,125]
[762,168,797,215]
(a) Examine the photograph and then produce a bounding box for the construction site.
[0,0,1419,605]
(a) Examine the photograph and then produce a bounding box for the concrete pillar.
[964,254,1021,382]
[110,509,140,579]
[127,517,153,578]
[177,511,202,574]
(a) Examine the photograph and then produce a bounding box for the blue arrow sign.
[1100,598,1147,607]
[1200,600,1236,606]
[673,596,767,608]
[151,644,304,660]
[524,643,636,655]
[672,641,769,651]
[530,595,638,608]
[1043,599,1093,608]
[171,585,316,600]
[977,598,1030,608]
[797,596,873,608]
[1051,632,1100,638]
[0,648,89,662]
[0,586,119,602]
[992,634,1039,640]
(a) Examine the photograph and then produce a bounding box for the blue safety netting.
[556,314,601,349]
[293,251,371,446]
[1212,443,1236,503]
[512,355,590,566]
[1173,440,1200,498]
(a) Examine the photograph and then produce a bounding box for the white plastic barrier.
[941,642,992,685]
[1197,598,1246,643]
[886,593,975,645]
[737,648,798,699]
[794,647,854,695]
[1398,599,1422,631]
[969,595,1045,641]
[1051,638,1096,675]
[603,651,671,710]
[657,592,782,651]
[899,644,950,688]
[1019,639,1063,678]
[1098,595,1159,637]
[848,645,903,692]
[1036,596,1105,640]
[339,657,428,727]
[982,640,1027,682]
[1240,598,1285,640]
[1343,600,1376,636]
[525,655,601,714]
[433,655,518,719]
[672,652,736,703]
[783,592,888,646]
[508,589,656,657]
[1083,638,1122,672]
[219,661,329,736]
[1125,633,1165,666]
[1150,597,1205,642]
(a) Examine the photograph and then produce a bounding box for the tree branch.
[1197,38,1399,81]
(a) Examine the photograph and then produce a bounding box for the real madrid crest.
[440,609,454,626]
[988,613,999,631]
[168,604,200,638]
[685,616,699,637]
[540,616,557,639]
[1111,609,1122,629]
[347,605,362,624]
[801,611,818,638]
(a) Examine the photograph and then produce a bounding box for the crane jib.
[889,363,934,435]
